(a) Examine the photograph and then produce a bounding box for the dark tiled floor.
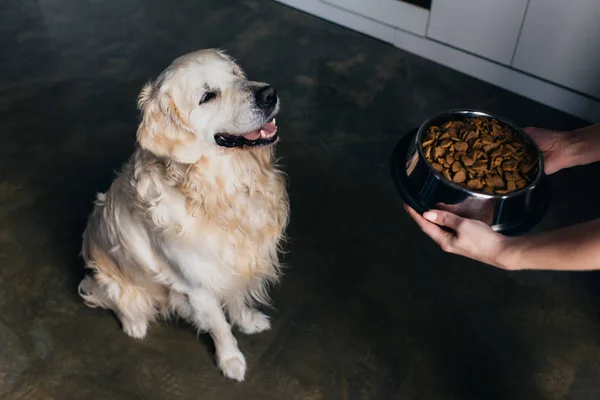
[1,0,600,399]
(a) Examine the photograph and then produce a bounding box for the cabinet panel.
[512,0,600,99]
[427,0,528,65]
[322,0,429,36]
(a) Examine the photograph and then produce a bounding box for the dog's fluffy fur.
[78,49,289,381]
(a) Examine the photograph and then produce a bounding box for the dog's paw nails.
[239,311,271,335]
[218,351,246,382]
[122,320,148,339]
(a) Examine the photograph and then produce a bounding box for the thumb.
[422,210,465,231]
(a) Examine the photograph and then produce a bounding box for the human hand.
[405,205,513,269]
[523,127,570,175]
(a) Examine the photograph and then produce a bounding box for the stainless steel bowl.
[391,109,550,234]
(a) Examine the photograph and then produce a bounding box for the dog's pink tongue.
[261,121,277,136]
[241,121,278,140]
[242,130,261,140]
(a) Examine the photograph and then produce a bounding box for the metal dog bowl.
[390,109,550,235]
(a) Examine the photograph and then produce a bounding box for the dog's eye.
[199,91,217,105]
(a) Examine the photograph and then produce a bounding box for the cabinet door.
[321,0,429,36]
[512,0,600,99]
[427,0,528,65]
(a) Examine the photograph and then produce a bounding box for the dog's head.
[136,49,280,163]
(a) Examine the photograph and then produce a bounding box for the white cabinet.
[512,0,600,99]
[321,0,429,36]
[426,0,529,65]
[272,0,600,121]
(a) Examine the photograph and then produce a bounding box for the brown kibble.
[489,147,502,158]
[454,141,469,152]
[443,169,452,181]
[513,172,523,181]
[491,157,503,169]
[481,135,494,145]
[441,121,453,130]
[504,172,517,181]
[519,161,534,174]
[425,130,437,139]
[486,175,505,188]
[492,124,502,136]
[502,159,518,171]
[471,160,487,172]
[438,132,450,141]
[453,169,467,183]
[439,139,452,148]
[429,126,440,136]
[464,131,478,141]
[422,116,538,194]
[424,145,432,160]
[483,144,498,152]
[467,179,484,190]
[461,155,475,166]
[434,146,446,159]
[501,144,516,157]
[482,186,494,194]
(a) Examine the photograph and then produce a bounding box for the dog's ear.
[136,82,203,164]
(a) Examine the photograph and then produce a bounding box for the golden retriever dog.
[78,49,289,382]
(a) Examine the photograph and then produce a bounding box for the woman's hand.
[405,205,513,269]
[523,127,570,175]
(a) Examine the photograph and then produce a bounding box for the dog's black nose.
[255,85,278,109]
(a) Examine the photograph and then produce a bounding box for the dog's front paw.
[239,311,271,335]
[122,319,148,340]
[218,350,247,382]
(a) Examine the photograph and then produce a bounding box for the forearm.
[498,219,600,271]
[566,123,600,168]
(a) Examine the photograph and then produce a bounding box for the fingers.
[405,205,454,249]
[422,209,465,231]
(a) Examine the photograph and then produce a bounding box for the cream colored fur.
[78,49,289,382]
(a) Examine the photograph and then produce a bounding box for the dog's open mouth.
[215,118,278,148]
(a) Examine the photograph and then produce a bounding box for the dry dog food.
[421,117,538,195]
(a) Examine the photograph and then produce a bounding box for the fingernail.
[423,212,437,222]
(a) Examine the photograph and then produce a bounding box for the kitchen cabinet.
[426,0,529,65]
[512,0,600,99]
[273,0,600,121]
